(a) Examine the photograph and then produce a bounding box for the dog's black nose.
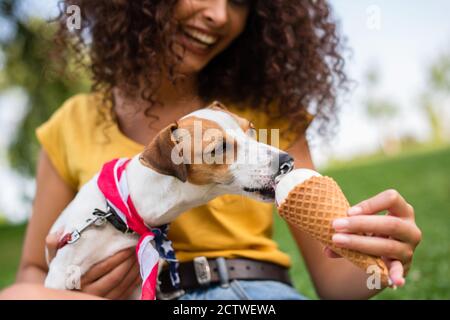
[278,153,294,175]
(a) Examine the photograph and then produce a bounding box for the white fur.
[44,107,292,298]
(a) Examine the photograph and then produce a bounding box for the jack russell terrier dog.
[44,101,294,299]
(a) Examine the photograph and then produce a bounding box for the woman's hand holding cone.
[325,189,422,288]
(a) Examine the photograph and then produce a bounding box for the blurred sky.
[1,0,450,222]
[310,0,450,164]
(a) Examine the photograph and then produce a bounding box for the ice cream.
[275,168,322,206]
[275,169,391,287]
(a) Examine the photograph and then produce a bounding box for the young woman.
[1,0,421,300]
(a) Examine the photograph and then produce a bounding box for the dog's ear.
[139,123,187,182]
[207,101,228,111]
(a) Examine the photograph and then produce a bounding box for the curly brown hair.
[54,0,347,138]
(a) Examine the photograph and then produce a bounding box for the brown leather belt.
[157,257,292,299]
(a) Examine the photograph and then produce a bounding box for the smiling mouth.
[243,186,276,199]
[183,27,219,45]
[177,27,220,54]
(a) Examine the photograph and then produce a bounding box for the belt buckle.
[193,256,211,286]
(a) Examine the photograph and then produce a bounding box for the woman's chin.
[177,56,209,74]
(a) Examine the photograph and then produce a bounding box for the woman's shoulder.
[35,92,115,190]
[53,92,107,124]
[36,91,111,160]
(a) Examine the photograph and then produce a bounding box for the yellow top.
[36,93,312,267]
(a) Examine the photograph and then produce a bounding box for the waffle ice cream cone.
[276,169,390,287]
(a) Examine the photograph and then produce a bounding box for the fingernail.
[396,277,406,287]
[347,206,363,215]
[332,218,349,230]
[332,234,349,245]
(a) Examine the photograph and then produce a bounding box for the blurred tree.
[0,0,90,177]
[420,94,445,145]
[420,50,450,145]
[429,52,450,92]
[366,99,397,120]
[363,65,401,155]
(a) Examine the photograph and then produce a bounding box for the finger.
[388,260,405,287]
[348,189,414,219]
[332,215,418,244]
[323,246,342,259]
[45,229,65,265]
[117,274,142,300]
[117,273,142,300]
[81,248,135,287]
[104,260,137,299]
[332,233,413,264]
[105,259,140,300]
[83,253,136,297]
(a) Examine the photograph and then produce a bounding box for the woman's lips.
[177,31,216,56]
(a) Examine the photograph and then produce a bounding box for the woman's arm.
[285,134,421,299]
[8,149,140,299]
[0,283,104,300]
[16,149,77,283]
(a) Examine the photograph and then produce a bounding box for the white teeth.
[183,28,218,46]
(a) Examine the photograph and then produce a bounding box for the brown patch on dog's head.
[140,103,255,186]
[139,123,187,182]
[175,115,236,186]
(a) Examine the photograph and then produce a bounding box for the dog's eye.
[210,141,227,157]
[212,141,227,155]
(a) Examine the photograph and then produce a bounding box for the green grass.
[273,146,450,299]
[1,147,449,298]
[0,223,26,288]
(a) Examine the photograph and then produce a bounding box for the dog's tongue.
[275,169,322,206]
